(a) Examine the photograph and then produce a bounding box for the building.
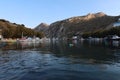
[0,29,3,40]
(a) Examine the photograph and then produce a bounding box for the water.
[0,40,120,80]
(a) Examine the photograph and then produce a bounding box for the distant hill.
[34,23,49,36]
[47,12,120,39]
[0,19,44,38]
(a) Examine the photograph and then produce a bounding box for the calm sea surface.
[0,40,120,80]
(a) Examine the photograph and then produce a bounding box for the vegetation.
[0,19,44,38]
[82,27,120,38]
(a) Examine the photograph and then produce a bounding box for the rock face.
[34,23,49,36]
[48,12,120,39]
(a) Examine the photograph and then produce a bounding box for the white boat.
[106,35,120,40]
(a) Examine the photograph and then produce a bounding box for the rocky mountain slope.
[47,12,120,39]
[34,23,49,32]
[34,23,49,36]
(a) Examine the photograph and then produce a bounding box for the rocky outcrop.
[48,12,120,39]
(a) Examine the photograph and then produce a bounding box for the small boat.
[18,37,27,42]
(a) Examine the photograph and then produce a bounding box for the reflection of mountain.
[0,42,17,50]
[19,42,41,49]
[0,42,7,48]
[0,42,41,50]
[0,40,120,64]
[103,40,120,49]
[49,40,119,64]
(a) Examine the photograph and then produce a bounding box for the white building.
[0,29,2,40]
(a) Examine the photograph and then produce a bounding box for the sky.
[0,0,120,28]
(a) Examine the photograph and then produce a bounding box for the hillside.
[0,19,44,38]
[47,12,120,39]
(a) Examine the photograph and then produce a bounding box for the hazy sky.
[0,0,120,28]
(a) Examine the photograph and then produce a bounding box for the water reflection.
[0,41,41,50]
[0,40,120,80]
[49,40,120,64]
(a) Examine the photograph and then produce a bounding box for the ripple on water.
[0,40,120,80]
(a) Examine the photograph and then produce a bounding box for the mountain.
[47,12,120,39]
[34,23,49,34]
[0,19,43,38]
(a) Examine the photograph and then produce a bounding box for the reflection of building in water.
[112,41,119,47]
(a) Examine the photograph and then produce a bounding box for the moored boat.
[105,35,120,41]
